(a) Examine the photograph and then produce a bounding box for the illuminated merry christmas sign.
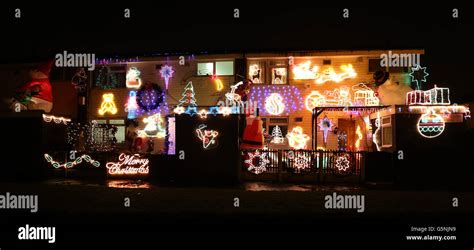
[106,153,150,175]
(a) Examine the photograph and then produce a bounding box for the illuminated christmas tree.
[271,126,284,144]
[178,82,197,106]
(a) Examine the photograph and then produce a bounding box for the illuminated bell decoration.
[126,67,142,89]
[265,93,285,115]
[417,108,445,138]
[98,93,118,115]
[286,126,310,150]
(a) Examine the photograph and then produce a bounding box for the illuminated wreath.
[136,83,164,112]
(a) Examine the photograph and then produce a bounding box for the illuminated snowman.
[417,108,445,138]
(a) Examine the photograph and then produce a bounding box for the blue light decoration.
[136,84,169,117]
[248,85,304,116]
[184,106,198,116]
[208,106,220,116]
[126,91,138,119]
[409,64,429,90]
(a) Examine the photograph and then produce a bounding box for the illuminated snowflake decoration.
[409,64,429,90]
[294,155,310,170]
[245,150,270,175]
[335,155,350,172]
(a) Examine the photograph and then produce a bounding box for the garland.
[136,83,164,112]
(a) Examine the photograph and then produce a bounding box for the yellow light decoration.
[215,79,224,92]
[355,125,362,150]
[174,106,185,115]
[137,114,166,138]
[264,93,285,115]
[373,112,382,151]
[292,61,319,79]
[98,93,118,115]
[316,64,357,84]
[305,91,326,111]
[286,126,310,150]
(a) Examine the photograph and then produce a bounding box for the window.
[92,119,125,144]
[94,66,126,88]
[248,62,264,84]
[381,116,392,147]
[197,61,234,76]
[368,58,385,73]
[216,61,234,76]
[271,67,287,84]
[197,62,214,76]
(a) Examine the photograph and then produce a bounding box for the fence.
[241,149,365,183]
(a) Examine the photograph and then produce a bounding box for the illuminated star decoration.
[244,150,270,175]
[185,106,198,116]
[159,64,175,90]
[208,106,220,116]
[318,116,334,144]
[198,109,208,119]
[409,64,429,90]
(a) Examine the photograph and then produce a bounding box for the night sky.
[1,5,473,101]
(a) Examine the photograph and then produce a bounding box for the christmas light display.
[270,126,284,144]
[198,109,208,119]
[95,66,120,89]
[137,114,166,138]
[166,117,176,155]
[244,150,270,174]
[126,67,142,89]
[215,79,224,92]
[249,64,261,83]
[218,106,232,116]
[178,82,197,106]
[335,155,350,171]
[292,61,319,79]
[264,93,286,115]
[173,106,185,114]
[71,67,87,92]
[355,125,362,150]
[316,64,357,84]
[305,91,326,111]
[272,68,287,84]
[136,84,167,116]
[417,108,445,138]
[185,106,198,116]
[318,116,334,144]
[409,64,429,90]
[208,106,220,116]
[125,91,138,119]
[373,112,382,151]
[286,126,310,150]
[159,64,175,90]
[106,153,149,175]
[249,85,304,116]
[352,83,380,106]
[42,114,71,125]
[406,85,450,106]
[44,154,100,169]
[98,93,118,115]
[294,154,310,170]
[408,105,470,119]
[196,124,219,149]
[225,81,243,103]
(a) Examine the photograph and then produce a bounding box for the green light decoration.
[409,64,429,90]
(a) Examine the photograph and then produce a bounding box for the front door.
[337,119,355,151]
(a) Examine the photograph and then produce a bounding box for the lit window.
[197,62,214,76]
[216,61,234,76]
[91,119,125,144]
[272,67,287,84]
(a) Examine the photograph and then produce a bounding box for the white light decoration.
[249,64,261,83]
[272,68,287,84]
[335,155,350,171]
[355,125,363,150]
[305,91,326,111]
[196,124,219,149]
[352,83,380,106]
[218,106,232,116]
[137,114,166,138]
[408,105,471,119]
[159,64,175,90]
[198,109,208,119]
[294,154,310,170]
[126,67,142,89]
[318,116,334,144]
[244,150,270,174]
[373,112,382,152]
[173,106,185,115]
[42,114,71,125]
[125,90,138,119]
[106,153,149,175]
[315,64,357,84]
[270,126,284,144]
[406,85,450,106]
[264,93,285,115]
[225,81,243,103]
[292,61,319,79]
[286,126,310,150]
[44,154,100,169]
[417,108,445,138]
[98,93,118,115]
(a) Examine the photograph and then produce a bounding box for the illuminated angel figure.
[138,114,166,138]
[196,124,219,149]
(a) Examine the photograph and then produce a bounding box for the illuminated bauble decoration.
[305,91,326,112]
[126,67,142,89]
[417,109,445,138]
[244,150,270,175]
[286,126,310,150]
[265,93,285,115]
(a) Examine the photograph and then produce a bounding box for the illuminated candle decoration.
[355,125,363,150]
[286,126,310,150]
[270,126,284,144]
[215,79,224,92]
[352,83,380,106]
[249,85,303,116]
[409,64,429,90]
[292,61,319,79]
[244,150,270,174]
[98,93,118,115]
[335,155,350,171]
[417,108,445,138]
[196,124,219,149]
[249,64,261,83]
[125,91,138,119]
[126,67,142,89]
[159,64,175,90]
[294,154,310,170]
[316,64,357,84]
[406,85,450,106]
[44,154,100,169]
[137,114,166,138]
[264,93,285,115]
[42,114,71,125]
[225,81,243,103]
[318,116,334,144]
[106,153,149,175]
